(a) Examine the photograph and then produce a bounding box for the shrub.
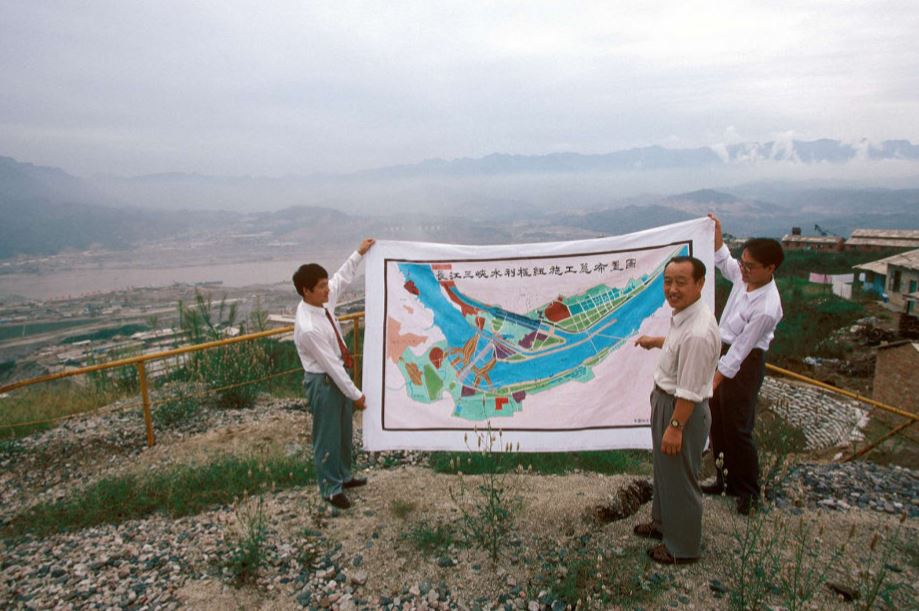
[725,513,852,611]
[190,341,271,409]
[449,425,521,563]
[87,350,140,394]
[222,495,269,586]
[153,386,202,429]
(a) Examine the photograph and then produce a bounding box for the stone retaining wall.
[760,377,869,451]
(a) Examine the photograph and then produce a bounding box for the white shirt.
[653,298,721,403]
[714,244,784,379]
[294,251,363,401]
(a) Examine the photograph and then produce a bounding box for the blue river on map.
[398,247,684,390]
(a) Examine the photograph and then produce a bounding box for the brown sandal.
[647,543,697,565]
[633,522,663,540]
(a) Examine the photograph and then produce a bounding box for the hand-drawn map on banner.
[362,217,715,451]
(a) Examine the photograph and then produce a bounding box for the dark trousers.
[304,372,353,498]
[650,387,711,559]
[709,344,765,499]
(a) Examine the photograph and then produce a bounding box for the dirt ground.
[155,412,917,609]
[4,402,917,610]
[168,458,917,609]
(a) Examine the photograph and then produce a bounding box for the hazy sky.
[2,1,918,177]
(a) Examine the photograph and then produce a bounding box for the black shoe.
[343,477,367,489]
[701,482,725,495]
[327,493,352,509]
[736,495,760,515]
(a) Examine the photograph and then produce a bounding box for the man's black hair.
[666,255,706,281]
[293,263,328,296]
[743,238,784,269]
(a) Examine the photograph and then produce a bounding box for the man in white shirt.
[293,238,374,509]
[705,214,784,515]
[633,255,720,564]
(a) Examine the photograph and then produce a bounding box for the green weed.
[0,438,24,457]
[779,518,853,610]
[152,386,202,429]
[854,516,916,609]
[2,453,315,539]
[431,449,647,476]
[222,494,269,586]
[449,424,521,564]
[755,406,808,500]
[725,512,854,611]
[86,348,141,394]
[725,510,785,611]
[402,520,456,553]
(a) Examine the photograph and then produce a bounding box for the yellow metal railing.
[765,364,917,423]
[2,312,915,460]
[0,312,365,447]
[765,363,917,460]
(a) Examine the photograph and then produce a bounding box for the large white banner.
[362,217,715,451]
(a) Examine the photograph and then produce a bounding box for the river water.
[0,252,349,300]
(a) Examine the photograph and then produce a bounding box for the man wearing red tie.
[293,238,375,509]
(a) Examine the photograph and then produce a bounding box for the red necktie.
[324,308,354,369]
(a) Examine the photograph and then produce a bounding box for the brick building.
[781,234,845,251]
[873,341,919,415]
[846,228,919,252]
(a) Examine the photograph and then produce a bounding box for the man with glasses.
[704,214,784,515]
[293,238,375,510]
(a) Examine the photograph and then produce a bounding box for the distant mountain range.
[0,155,106,204]
[0,156,232,258]
[358,139,919,178]
[3,142,919,259]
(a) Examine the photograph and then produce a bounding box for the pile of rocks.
[760,377,868,450]
[0,488,499,610]
[775,462,919,517]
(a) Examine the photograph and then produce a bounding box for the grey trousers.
[304,372,353,498]
[650,387,711,559]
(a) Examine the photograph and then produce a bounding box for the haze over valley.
[4,139,919,300]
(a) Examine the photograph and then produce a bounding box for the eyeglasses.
[739,260,763,272]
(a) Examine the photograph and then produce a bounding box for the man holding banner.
[705,214,784,515]
[293,238,375,510]
[633,256,720,564]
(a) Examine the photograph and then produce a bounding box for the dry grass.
[0,379,129,440]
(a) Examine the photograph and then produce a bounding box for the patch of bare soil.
[140,409,309,468]
[3,396,917,609]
